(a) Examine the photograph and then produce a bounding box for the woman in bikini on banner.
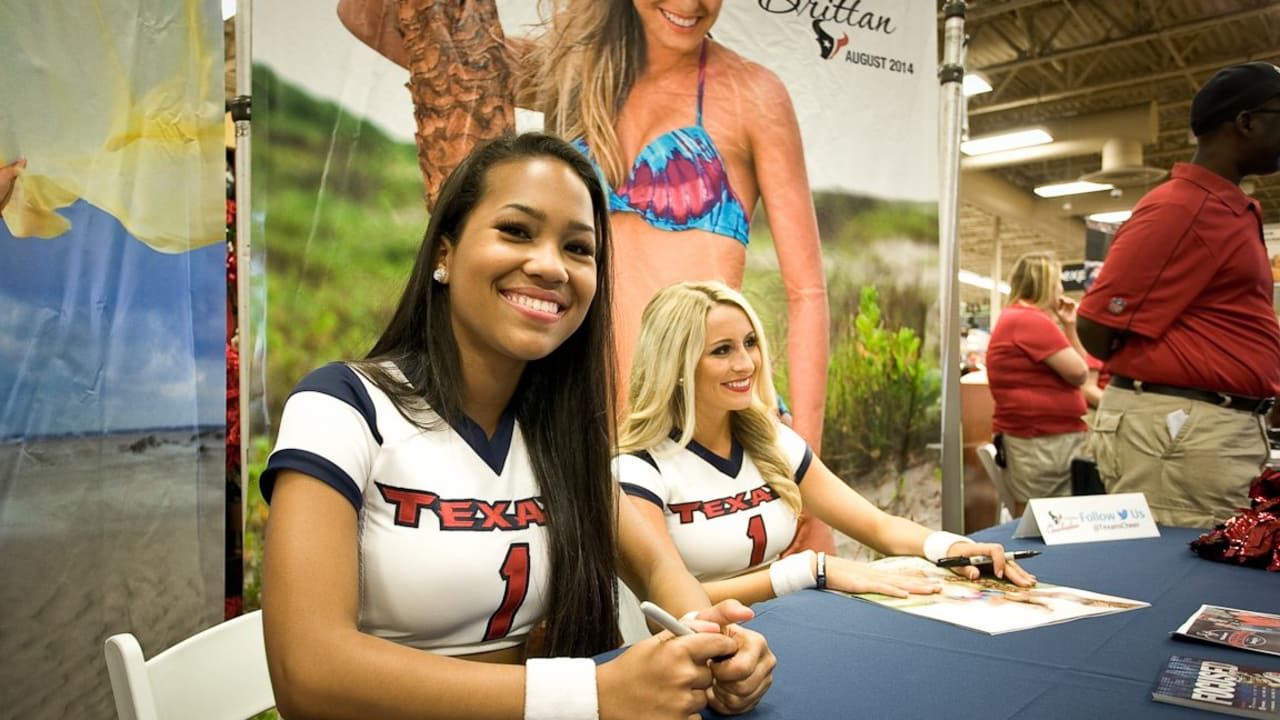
[337,0,835,553]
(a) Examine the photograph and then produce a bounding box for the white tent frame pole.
[938,1,968,533]
[233,0,252,514]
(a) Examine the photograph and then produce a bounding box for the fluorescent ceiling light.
[222,0,236,20]
[958,270,1010,295]
[960,128,1053,156]
[963,73,992,97]
[1087,210,1132,224]
[1033,180,1114,198]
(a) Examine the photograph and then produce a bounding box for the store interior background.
[938,0,1280,530]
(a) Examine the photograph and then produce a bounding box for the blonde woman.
[336,4,832,554]
[615,282,1036,605]
[986,252,1091,516]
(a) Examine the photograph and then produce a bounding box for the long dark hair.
[353,132,620,656]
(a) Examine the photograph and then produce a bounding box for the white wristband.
[769,550,817,597]
[923,531,971,562]
[524,657,599,720]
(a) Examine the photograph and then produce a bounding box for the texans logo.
[813,19,848,60]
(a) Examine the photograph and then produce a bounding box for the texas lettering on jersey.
[668,484,779,524]
[376,482,547,531]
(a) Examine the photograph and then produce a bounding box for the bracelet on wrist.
[816,551,827,590]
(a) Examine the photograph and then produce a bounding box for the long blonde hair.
[1008,251,1062,309]
[619,282,802,514]
[518,0,644,188]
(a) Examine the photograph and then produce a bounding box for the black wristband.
[816,551,827,590]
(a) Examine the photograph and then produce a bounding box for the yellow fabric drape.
[0,0,223,252]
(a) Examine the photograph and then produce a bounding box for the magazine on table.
[1151,653,1280,718]
[833,556,1148,635]
[1175,605,1280,658]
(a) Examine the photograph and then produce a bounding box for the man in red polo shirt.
[1077,62,1280,528]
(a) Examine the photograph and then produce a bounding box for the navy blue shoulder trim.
[794,446,814,484]
[294,362,382,445]
[629,450,659,472]
[261,448,363,510]
[621,483,664,508]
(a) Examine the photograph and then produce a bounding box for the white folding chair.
[104,610,275,720]
[976,442,1015,523]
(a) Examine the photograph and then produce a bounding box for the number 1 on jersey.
[746,514,767,567]
[484,543,530,641]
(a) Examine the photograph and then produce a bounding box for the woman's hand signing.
[943,541,1038,587]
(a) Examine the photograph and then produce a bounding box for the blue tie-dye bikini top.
[574,43,751,245]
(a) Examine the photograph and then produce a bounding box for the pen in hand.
[640,601,695,637]
[639,601,734,662]
[935,550,1042,567]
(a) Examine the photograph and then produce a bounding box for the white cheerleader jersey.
[262,362,550,656]
[614,425,813,581]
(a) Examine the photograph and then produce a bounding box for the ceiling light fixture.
[958,270,1010,295]
[1033,180,1115,198]
[960,128,1053,156]
[963,72,992,97]
[1086,210,1132,224]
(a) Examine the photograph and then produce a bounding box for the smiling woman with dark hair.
[258,133,774,720]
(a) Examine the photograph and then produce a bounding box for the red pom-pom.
[1190,468,1280,571]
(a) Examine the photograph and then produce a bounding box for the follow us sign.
[1014,493,1160,545]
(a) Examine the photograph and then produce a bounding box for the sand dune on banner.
[0,431,225,720]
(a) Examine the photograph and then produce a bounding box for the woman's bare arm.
[336,0,409,68]
[801,456,1036,585]
[742,66,830,451]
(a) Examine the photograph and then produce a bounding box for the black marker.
[935,550,1042,567]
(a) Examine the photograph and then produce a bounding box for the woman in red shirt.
[986,252,1090,516]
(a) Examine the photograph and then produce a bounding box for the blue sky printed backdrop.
[0,200,224,440]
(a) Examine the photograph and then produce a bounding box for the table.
[700,523,1279,719]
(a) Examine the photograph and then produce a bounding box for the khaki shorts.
[1079,408,1099,459]
[1001,431,1086,506]
[1089,385,1267,528]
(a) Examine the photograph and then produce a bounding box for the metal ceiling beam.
[938,0,1061,23]
[968,50,1280,116]
[973,5,1280,75]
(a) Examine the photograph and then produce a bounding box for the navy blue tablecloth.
[602,523,1280,719]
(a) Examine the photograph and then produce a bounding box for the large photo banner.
[0,1,226,718]
[715,3,943,542]
[249,0,939,599]
[715,3,938,199]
